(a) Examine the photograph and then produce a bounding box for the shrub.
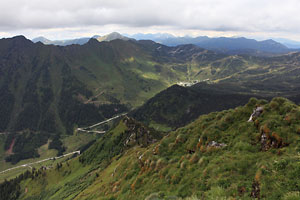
[180,161,187,169]
[176,134,186,144]
[270,101,279,110]
[233,141,256,152]
[198,157,209,166]
[177,183,193,198]
[272,97,287,105]
[247,98,258,107]
[189,154,199,164]
[171,171,183,184]
[155,158,166,171]
[204,186,227,200]
[283,192,300,200]
[273,159,289,171]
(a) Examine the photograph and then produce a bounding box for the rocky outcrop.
[248,106,264,122]
[207,141,227,148]
[123,117,160,148]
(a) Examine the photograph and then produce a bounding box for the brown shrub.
[155,159,165,171]
[197,138,203,148]
[149,160,156,170]
[255,120,260,128]
[272,132,282,145]
[263,124,271,135]
[153,144,160,155]
[255,170,262,183]
[168,142,175,150]
[180,161,187,169]
[189,154,199,164]
[200,145,206,153]
[175,134,185,144]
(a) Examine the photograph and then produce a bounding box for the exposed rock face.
[260,132,268,151]
[207,141,227,148]
[248,106,264,122]
[123,117,160,147]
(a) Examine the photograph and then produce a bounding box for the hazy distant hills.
[32,32,131,46]
[32,36,91,46]
[272,38,300,49]
[129,33,291,55]
[32,32,300,56]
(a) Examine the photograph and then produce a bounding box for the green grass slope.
[130,83,263,131]
[4,97,300,199]
[2,35,300,172]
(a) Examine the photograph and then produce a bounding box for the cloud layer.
[1,0,300,39]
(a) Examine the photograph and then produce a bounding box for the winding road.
[0,113,127,175]
[77,113,127,133]
[0,151,80,175]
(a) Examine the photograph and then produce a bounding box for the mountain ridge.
[1,34,300,171]
[31,32,297,56]
[3,97,300,199]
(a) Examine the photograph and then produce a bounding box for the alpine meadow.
[1,0,300,199]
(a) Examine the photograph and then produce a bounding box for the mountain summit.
[95,32,132,42]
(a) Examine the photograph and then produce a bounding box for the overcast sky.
[1,0,300,41]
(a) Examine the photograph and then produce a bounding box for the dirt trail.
[85,91,104,104]
[0,151,81,175]
[6,138,15,154]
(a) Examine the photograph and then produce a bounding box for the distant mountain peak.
[12,35,29,41]
[32,36,52,44]
[9,35,34,46]
[96,32,131,42]
[86,38,100,45]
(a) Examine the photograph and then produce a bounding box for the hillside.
[0,36,202,165]
[130,79,300,131]
[3,97,300,199]
[130,83,262,131]
[1,35,300,169]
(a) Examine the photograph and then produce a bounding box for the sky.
[1,0,300,41]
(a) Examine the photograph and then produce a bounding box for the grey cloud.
[1,0,300,35]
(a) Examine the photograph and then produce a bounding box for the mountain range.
[32,32,131,46]
[129,33,300,50]
[32,32,299,56]
[1,34,300,199]
[3,97,300,199]
[131,34,290,54]
[2,35,300,164]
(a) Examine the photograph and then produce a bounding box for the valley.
[1,34,300,199]
[3,97,300,199]
[3,0,300,198]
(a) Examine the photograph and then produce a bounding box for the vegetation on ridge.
[3,97,300,199]
[2,35,300,165]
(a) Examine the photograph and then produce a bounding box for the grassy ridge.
[7,97,300,199]
[130,83,262,130]
[2,35,300,182]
